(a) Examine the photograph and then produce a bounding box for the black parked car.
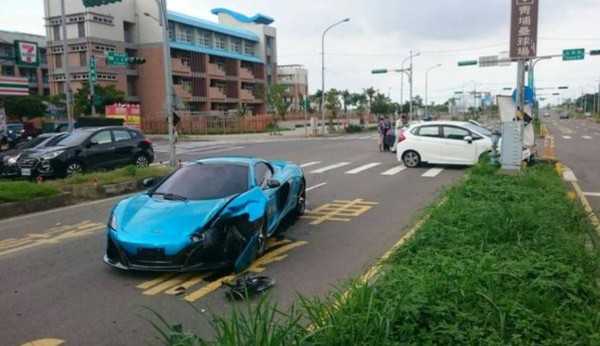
[17,126,154,178]
[1,133,68,176]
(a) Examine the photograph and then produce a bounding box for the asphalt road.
[1,133,465,346]
[544,114,600,215]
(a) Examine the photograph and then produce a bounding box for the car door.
[254,162,279,232]
[111,129,136,166]
[440,125,477,164]
[411,125,443,162]
[83,130,115,169]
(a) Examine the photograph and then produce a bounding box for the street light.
[321,17,349,136]
[400,52,419,119]
[144,2,176,167]
[424,64,442,117]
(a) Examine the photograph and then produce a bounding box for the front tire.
[293,180,306,217]
[65,161,84,177]
[403,150,421,168]
[134,154,150,168]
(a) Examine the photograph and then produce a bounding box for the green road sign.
[457,60,477,67]
[590,50,600,56]
[89,57,96,83]
[106,51,129,66]
[562,48,585,61]
[371,69,388,74]
[82,0,122,7]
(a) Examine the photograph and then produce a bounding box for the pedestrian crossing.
[301,161,447,178]
[327,135,379,141]
[153,143,244,155]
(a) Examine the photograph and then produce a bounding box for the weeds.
[149,163,600,345]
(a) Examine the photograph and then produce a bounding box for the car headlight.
[7,156,19,165]
[41,150,64,160]
[109,213,118,231]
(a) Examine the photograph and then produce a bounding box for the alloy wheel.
[135,155,149,167]
[66,162,83,177]
[403,151,420,168]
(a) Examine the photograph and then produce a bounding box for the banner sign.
[510,0,539,59]
[0,76,29,96]
[105,104,141,129]
[14,40,40,67]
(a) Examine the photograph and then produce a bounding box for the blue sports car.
[104,156,306,273]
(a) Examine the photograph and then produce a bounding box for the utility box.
[500,121,523,171]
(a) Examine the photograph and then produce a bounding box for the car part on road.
[223,275,276,300]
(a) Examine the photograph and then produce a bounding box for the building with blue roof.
[43,0,277,124]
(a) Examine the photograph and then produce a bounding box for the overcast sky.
[2,0,600,105]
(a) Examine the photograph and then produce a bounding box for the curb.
[560,163,600,235]
[0,193,75,219]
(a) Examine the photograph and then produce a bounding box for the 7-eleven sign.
[14,40,40,67]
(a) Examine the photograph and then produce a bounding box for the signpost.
[106,51,129,66]
[562,48,585,61]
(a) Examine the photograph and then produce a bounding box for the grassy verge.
[0,181,62,203]
[151,162,600,345]
[0,166,172,204]
[534,116,541,136]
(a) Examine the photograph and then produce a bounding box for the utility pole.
[597,78,600,114]
[409,51,414,120]
[60,0,74,132]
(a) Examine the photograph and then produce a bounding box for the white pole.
[60,0,74,132]
[158,0,176,166]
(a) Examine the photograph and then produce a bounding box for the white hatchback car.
[396,121,494,167]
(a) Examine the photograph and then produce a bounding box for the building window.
[243,41,254,56]
[80,52,87,67]
[78,22,85,38]
[196,31,210,47]
[180,56,190,66]
[1,66,15,76]
[231,39,241,53]
[215,36,226,50]
[0,45,13,59]
[53,25,61,41]
[177,27,192,43]
[55,54,63,69]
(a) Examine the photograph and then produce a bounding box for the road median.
[150,162,600,345]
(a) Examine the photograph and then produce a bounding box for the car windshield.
[16,136,50,149]
[54,131,92,146]
[7,124,23,131]
[152,163,249,200]
[462,123,493,137]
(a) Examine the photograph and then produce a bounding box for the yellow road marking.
[183,240,308,302]
[571,181,600,235]
[137,273,178,290]
[302,199,378,225]
[0,222,104,257]
[165,273,212,295]
[143,273,198,295]
[19,339,65,346]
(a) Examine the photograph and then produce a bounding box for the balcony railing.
[174,84,192,101]
[208,63,226,79]
[240,89,255,101]
[172,58,191,76]
[209,86,226,100]
[239,67,255,81]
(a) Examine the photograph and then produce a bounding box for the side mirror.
[87,140,99,148]
[464,136,473,144]
[143,178,155,187]
[265,179,281,189]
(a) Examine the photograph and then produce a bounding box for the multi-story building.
[0,30,50,96]
[277,64,308,112]
[43,0,277,122]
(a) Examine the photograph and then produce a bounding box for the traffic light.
[590,50,600,56]
[371,69,388,74]
[128,57,146,65]
[82,0,122,7]
[558,86,569,90]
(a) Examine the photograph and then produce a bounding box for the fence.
[141,112,377,135]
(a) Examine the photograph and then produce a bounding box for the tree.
[341,89,352,115]
[264,84,291,135]
[351,93,368,124]
[4,96,46,120]
[74,81,125,116]
[363,87,376,113]
[311,89,324,114]
[371,92,395,116]
[324,89,341,129]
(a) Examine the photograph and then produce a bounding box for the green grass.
[149,162,600,345]
[0,181,61,203]
[53,165,172,187]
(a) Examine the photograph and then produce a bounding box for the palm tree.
[311,89,324,114]
[341,89,352,115]
[363,87,377,113]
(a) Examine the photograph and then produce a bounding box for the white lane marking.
[300,161,322,168]
[306,182,327,191]
[562,136,572,139]
[185,145,231,153]
[381,165,407,176]
[582,135,593,139]
[194,146,244,155]
[310,162,351,174]
[562,167,577,182]
[594,133,600,136]
[344,162,382,174]
[421,168,444,178]
[583,192,600,197]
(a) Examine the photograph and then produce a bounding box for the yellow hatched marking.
[302,199,379,225]
[136,273,178,290]
[0,222,103,257]
[165,273,212,295]
[142,273,197,296]
[183,240,308,302]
